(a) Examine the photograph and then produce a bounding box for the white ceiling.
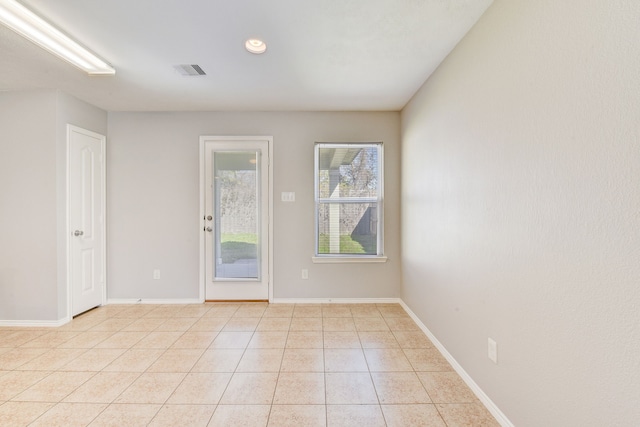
[0,0,493,112]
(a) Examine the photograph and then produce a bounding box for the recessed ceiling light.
[0,0,115,75]
[245,38,267,55]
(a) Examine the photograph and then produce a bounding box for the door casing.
[199,136,274,302]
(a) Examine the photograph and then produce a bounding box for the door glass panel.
[213,151,260,279]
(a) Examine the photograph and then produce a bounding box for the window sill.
[312,256,388,264]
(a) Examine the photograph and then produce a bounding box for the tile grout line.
[143,306,215,426]
[83,309,173,425]
[321,308,327,427]
[263,306,289,427]
[209,303,257,421]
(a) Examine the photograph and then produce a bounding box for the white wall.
[107,111,401,301]
[0,90,107,322]
[401,0,640,426]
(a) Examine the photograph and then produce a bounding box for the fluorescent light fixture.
[0,0,115,75]
[245,38,267,55]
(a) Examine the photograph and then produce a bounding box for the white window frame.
[312,142,387,263]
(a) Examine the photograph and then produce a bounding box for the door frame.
[65,124,107,320]
[199,136,274,302]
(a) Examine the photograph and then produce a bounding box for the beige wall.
[401,0,640,426]
[106,111,401,301]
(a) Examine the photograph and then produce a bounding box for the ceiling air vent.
[175,64,206,76]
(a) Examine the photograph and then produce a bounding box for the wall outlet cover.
[488,337,498,364]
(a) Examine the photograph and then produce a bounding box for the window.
[314,142,384,261]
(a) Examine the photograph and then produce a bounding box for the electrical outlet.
[488,337,498,364]
[153,269,160,280]
[301,269,308,279]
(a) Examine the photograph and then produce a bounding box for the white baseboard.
[398,300,514,427]
[0,318,69,328]
[106,298,203,305]
[270,297,402,304]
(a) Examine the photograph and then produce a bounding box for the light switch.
[281,192,295,202]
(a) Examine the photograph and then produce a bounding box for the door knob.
[73,230,84,236]
[206,227,212,232]
[207,215,213,221]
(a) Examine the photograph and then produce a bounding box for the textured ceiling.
[0,0,493,111]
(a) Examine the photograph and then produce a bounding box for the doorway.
[67,125,106,317]
[200,136,272,301]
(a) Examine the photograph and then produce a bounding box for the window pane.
[317,203,378,255]
[317,146,379,199]
[213,151,259,279]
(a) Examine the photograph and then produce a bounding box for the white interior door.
[69,125,105,316]
[201,137,270,300]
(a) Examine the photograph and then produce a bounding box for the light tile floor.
[0,303,500,426]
